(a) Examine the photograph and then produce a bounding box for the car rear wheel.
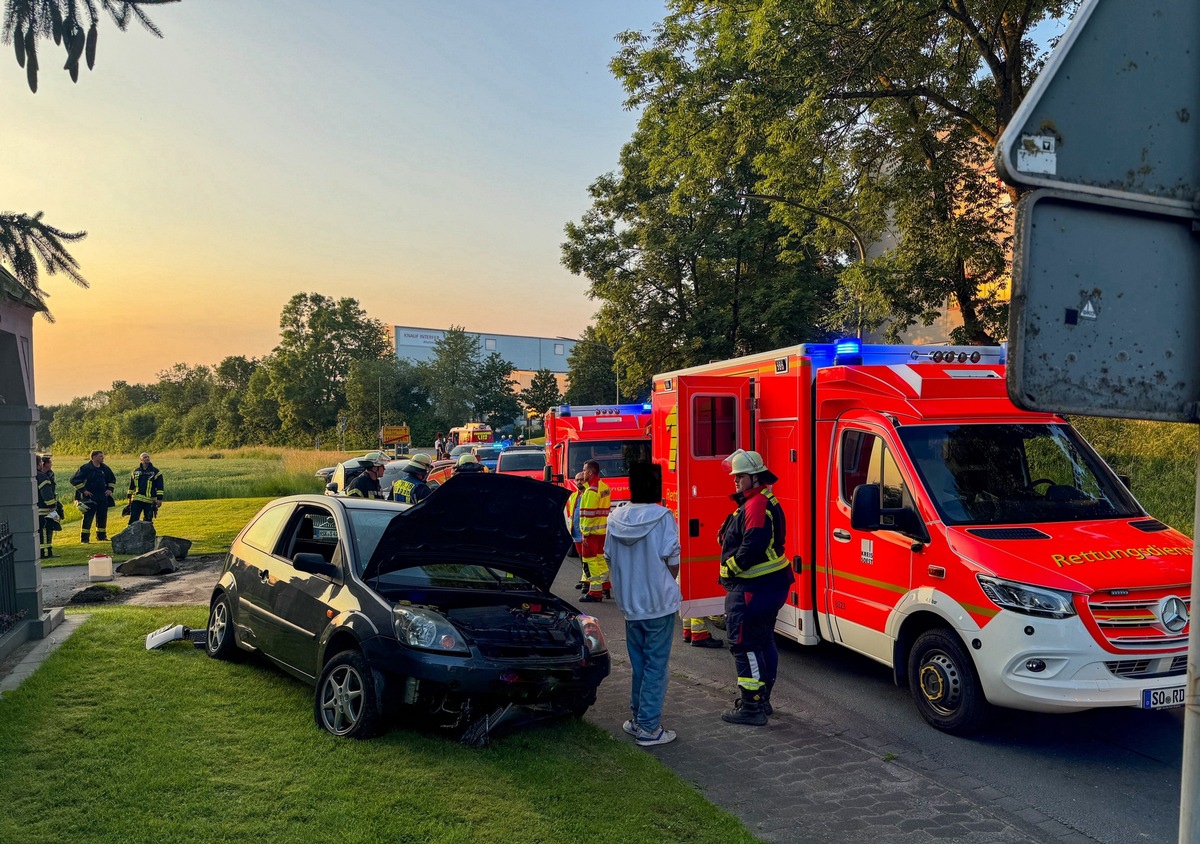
[907,628,989,735]
[205,593,239,661]
[315,650,381,739]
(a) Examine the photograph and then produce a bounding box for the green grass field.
[0,607,756,844]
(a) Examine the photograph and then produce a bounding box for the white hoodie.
[603,503,682,621]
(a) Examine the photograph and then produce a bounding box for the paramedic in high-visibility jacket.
[717,449,790,726]
[577,459,611,603]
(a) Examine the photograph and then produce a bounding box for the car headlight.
[977,575,1076,619]
[577,613,608,655]
[393,606,469,654]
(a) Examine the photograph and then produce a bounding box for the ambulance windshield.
[568,440,652,479]
[898,424,1142,526]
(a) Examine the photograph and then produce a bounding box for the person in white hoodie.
[604,462,682,747]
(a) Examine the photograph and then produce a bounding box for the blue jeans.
[625,614,675,733]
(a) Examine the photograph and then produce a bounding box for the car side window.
[241,504,293,554]
[278,507,342,566]
[841,429,914,510]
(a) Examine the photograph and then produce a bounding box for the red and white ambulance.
[652,340,1192,733]
[543,404,653,504]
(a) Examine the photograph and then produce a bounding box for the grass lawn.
[0,607,756,844]
[43,497,273,568]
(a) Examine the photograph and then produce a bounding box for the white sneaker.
[635,726,677,747]
[622,719,639,737]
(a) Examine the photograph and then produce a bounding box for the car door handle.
[832,529,851,543]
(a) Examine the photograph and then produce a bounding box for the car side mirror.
[325,482,338,492]
[850,484,881,531]
[1118,473,1132,490]
[293,553,339,580]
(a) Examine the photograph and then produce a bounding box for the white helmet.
[722,449,778,484]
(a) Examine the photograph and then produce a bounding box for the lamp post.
[739,192,869,339]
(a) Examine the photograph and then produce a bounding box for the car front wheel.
[315,650,382,739]
[907,628,989,735]
[205,593,239,660]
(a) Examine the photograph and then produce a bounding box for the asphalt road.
[557,564,1186,844]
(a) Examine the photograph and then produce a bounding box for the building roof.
[0,264,48,313]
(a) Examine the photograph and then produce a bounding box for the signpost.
[995,2,1198,839]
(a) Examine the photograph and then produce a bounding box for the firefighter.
[392,453,434,503]
[346,457,387,499]
[717,449,790,726]
[127,452,165,524]
[71,450,117,543]
[453,452,485,474]
[564,472,587,590]
[578,459,611,603]
[36,453,60,559]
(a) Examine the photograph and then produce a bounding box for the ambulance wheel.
[205,593,239,661]
[907,629,988,735]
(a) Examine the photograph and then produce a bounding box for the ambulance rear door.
[672,375,752,618]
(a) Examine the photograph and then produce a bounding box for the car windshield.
[449,444,476,458]
[567,439,651,478]
[499,451,546,471]
[898,423,1142,526]
[475,447,502,460]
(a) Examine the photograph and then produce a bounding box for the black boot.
[722,690,768,726]
[80,532,90,543]
[96,532,108,542]
[762,685,774,717]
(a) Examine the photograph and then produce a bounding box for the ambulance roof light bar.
[555,403,652,418]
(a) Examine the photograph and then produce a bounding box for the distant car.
[448,444,477,460]
[472,446,503,471]
[204,473,611,742]
[496,448,547,479]
[316,466,337,482]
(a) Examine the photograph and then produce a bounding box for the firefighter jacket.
[71,461,117,505]
[346,472,382,499]
[564,488,584,541]
[129,462,165,504]
[392,471,432,505]
[579,480,611,559]
[37,469,57,516]
[718,486,788,583]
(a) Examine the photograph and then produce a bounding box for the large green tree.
[608,0,1074,344]
[519,369,562,417]
[563,327,620,406]
[421,327,481,428]
[474,352,522,432]
[269,293,392,440]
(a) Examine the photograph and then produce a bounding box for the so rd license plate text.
[1141,686,1185,710]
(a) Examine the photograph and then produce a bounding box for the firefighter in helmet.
[36,453,60,558]
[717,449,790,725]
[392,453,434,504]
[454,452,485,474]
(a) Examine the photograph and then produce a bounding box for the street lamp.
[739,192,869,338]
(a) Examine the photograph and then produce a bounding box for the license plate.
[1141,686,1186,710]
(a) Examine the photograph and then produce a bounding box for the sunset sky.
[8,1,665,404]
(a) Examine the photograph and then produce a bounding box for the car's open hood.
[362,472,572,591]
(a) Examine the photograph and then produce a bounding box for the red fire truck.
[543,404,653,503]
[652,339,1192,733]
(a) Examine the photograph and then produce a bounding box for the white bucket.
[88,553,114,582]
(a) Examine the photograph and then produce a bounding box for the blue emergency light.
[833,338,863,366]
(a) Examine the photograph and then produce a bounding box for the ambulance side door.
[673,375,752,618]
[827,422,920,664]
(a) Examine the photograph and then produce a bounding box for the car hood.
[362,472,572,591]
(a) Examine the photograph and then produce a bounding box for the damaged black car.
[204,472,610,743]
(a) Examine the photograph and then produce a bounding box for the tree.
[609,0,1074,343]
[519,369,562,418]
[1,1,176,311]
[421,326,481,426]
[563,327,618,406]
[269,292,392,439]
[473,352,522,432]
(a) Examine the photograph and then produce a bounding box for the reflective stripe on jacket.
[579,481,610,538]
[129,464,164,504]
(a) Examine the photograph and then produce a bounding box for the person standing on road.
[392,453,434,503]
[578,459,611,603]
[127,452,165,524]
[347,457,387,499]
[434,432,447,461]
[564,471,587,590]
[717,449,790,726]
[71,450,117,543]
[682,615,724,649]
[605,462,681,747]
[36,453,61,559]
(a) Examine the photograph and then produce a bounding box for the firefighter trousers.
[724,567,791,693]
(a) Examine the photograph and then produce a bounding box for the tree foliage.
[594,0,1074,345]
[421,326,481,429]
[474,352,522,432]
[563,327,619,405]
[519,369,562,418]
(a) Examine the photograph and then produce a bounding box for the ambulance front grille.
[1086,586,1190,651]
[1105,655,1188,679]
